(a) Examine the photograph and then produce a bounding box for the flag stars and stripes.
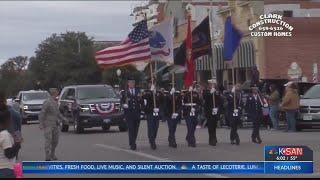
[95,20,150,68]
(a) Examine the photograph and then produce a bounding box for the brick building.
[216,0,320,89]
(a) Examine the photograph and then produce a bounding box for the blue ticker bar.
[22,161,313,174]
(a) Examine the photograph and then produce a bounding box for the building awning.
[195,41,256,71]
[217,41,255,70]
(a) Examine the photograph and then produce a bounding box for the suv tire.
[102,125,111,131]
[119,124,128,132]
[61,124,69,132]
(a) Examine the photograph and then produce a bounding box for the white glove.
[233,109,239,117]
[170,88,175,95]
[210,88,216,94]
[231,86,235,93]
[144,99,147,106]
[212,108,218,115]
[150,84,155,92]
[172,113,179,119]
[264,104,268,108]
[153,108,159,113]
[123,104,128,109]
[189,86,193,92]
[191,108,195,113]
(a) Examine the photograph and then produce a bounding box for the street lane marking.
[95,144,228,178]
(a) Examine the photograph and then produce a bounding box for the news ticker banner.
[23,146,313,174]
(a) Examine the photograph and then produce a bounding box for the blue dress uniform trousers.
[146,114,160,144]
[167,114,180,144]
[185,115,198,145]
[125,109,140,147]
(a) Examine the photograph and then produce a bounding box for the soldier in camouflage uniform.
[39,88,66,161]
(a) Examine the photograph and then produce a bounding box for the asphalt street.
[20,120,320,178]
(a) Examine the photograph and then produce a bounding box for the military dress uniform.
[226,91,243,145]
[245,92,263,144]
[142,89,162,150]
[166,91,182,148]
[203,89,223,146]
[39,96,66,161]
[121,87,143,150]
[183,90,201,147]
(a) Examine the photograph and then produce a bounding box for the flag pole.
[208,7,216,108]
[150,62,157,109]
[143,12,157,110]
[229,12,237,110]
[172,72,175,114]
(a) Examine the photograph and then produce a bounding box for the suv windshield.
[23,92,49,101]
[77,86,117,100]
[303,85,320,99]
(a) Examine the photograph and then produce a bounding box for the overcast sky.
[0,1,141,65]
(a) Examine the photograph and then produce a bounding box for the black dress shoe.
[45,159,51,161]
[150,143,157,150]
[188,143,196,147]
[209,142,217,146]
[257,138,262,144]
[252,138,258,144]
[130,145,137,150]
[235,139,240,145]
[169,142,177,148]
[231,141,235,145]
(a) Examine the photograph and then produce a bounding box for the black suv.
[58,85,127,133]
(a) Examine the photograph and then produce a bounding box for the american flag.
[95,20,151,68]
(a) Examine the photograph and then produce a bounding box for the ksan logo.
[249,14,294,37]
[278,147,304,156]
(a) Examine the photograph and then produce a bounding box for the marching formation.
[120,77,270,151]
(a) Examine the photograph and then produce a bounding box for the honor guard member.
[203,79,223,146]
[121,78,143,150]
[183,87,201,147]
[167,88,182,148]
[226,84,243,145]
[142,83,161,150]
[245,85,264,144]
[160,90,171,122]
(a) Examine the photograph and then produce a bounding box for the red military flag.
[183,14,194,88]
[95,20,151,68]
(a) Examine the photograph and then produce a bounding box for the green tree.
[28,31,102,90]
[0,56,29,96]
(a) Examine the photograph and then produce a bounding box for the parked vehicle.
[297,84,320,131]
[58,85,127,133]
[15,90,50,124]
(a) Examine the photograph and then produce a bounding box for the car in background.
[58,85,127,133]
[15,90,50,124]
[297,84,320,131]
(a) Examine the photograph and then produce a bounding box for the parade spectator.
[281,82,300,132]
[267,84,281,130]
[0,100,21,178]
[0,92,22,146]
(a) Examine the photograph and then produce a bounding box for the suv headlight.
[80,105,90,113]
[23,105,29,110]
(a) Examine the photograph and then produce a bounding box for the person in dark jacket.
[0,92,22,144]
[0,97,21,178]
[203,79,223,146]
[183,87,201,147]
[226,84,244,145]
[166,88,182,148]
[245,85,264,144]
[142,83,161,150]
[121,78,143,150]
